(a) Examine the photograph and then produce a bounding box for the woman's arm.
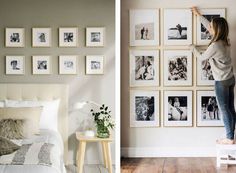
[191,7,210,32]
[190,44,216,61]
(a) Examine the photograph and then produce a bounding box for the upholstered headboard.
[0,84,68,163]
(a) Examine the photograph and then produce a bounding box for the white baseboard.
[121,147,217,157]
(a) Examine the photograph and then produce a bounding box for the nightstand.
[76,132,113,173]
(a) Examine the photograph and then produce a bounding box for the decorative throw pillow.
[0,119,24,139]
[0,136,20,156]
[0,107,42,135]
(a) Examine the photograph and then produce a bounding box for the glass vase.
[97,124,110,138]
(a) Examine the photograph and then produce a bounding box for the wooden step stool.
[216,144,236,167]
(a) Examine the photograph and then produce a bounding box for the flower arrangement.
[91,104,115,138]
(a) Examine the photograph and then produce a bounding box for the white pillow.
[0,100,5,107]
[5,99,60,132]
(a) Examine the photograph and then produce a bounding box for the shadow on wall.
[68,44,115,164]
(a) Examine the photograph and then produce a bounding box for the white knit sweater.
[191,16,234,81]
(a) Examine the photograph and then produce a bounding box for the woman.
[191,7,235,144]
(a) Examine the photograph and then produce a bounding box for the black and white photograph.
[197,56,214,85]
[32,28,51,47]
[32,56,50,74]
[86,27,105,47]
[197,91,223,126]
[59,28,78,47]
[130,90,159,127]
[5,28,25,47]
[6,56,24,75]
[59,55,77,74]
[130,50,159,87]
[164,91,192,127]
[86,55,104,74]
[130,9,159,46]
[164,9,192,45]
[197,9,225,45]
[164,50,192,86]
[91,32,101,42]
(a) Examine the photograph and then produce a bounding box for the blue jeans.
[215,76,236,140]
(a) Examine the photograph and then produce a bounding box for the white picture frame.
[164,91,192,127]
[197,9,226,45]
[6,56,25,75]
[197,91,223,127]
[163,50,192,86]
[129,9,159,46]
[59,27,78,47]
[86,27,105,47]
[163,9,192,45]
[197,51,214,86]
[32,56,51,74]
[130,50,159,87]
[130,90,160,127]
[59,55,77,74]
[32,28,51,47]
[5,28,25,47]
[86,55,104,75]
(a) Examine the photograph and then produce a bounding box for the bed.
[0,84,68,173]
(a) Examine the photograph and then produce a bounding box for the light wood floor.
[121,158,236,173]
[66,164,116,173]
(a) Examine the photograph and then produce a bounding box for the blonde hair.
[209,17,230,46]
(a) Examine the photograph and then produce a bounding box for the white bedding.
[0,130,66,173]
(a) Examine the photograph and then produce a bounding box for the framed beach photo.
[197,91,223,127]
[86,27,105,47]
[163,50,192,86]
[32,56,51,74]
[5,28,25,47]
[86,55,104,74]
[130,90,160,127]
[164,91,192,127]
[32,28,51,47]
[6,56,24,75]
[197,9,225,45]
[59,27,78,47]
[130,50,159,87]
[163,9,192,45]
[129,9,159,46]
[197,52,214,86]
[59,55,77,74]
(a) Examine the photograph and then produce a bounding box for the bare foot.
[216,138,234,145]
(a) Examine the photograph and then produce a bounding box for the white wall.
[121,0,236,157]
[0,0,115,165]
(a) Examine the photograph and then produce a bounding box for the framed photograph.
[164,91,192,127]
[129,9,159,46]
[163,50,192,86]
[32,28,51,47]
[197,91,223,127]
[197,51,214,86]
[86,27,105,47]
[32,56,51,74]
[197,9,225,45]
[130,50,159,87]
[130,90,160,127]
[6,56,24,75]
[5,28,25,47]
[59,55,77,74]
[59,27,78,47]
[86,55,104,74]
[163,9,192,45]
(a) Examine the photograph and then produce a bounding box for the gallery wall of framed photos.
[129,8,226,128]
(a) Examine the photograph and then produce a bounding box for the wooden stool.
[216,144,236,168]
[76,132,113,173]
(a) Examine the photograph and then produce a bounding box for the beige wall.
[121,0,236,157]
[0,0,115,164]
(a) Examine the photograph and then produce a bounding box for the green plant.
[91,104,115,137]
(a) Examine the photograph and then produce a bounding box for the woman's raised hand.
[191,6,201,16]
